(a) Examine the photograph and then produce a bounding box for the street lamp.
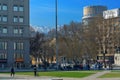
[55,0,58,70]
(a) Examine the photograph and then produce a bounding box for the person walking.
[11,67,15,77]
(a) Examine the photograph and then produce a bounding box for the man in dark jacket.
[34,67,37,76]
[11,67,15,77]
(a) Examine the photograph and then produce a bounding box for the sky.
[30,0,120,29]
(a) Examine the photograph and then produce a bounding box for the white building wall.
[114,54,120,66]
[103,8,120,19]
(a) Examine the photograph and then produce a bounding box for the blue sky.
[30,0,120,28]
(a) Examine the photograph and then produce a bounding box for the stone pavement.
[0,71,120,80]
[0,74,61,80]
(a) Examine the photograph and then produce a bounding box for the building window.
[0,53,7,59]
[13,28,23,35]
[13,16,24,23]
[13,5,18,11]
[14,28,18,34]
[0,27,2,33]
[19,28,23,34]
[3,16,7,22]
[14,42,24,50]
[14,53,23,59]
[0,27,8,34]
[2,4,7,11]
[19,6,24,11]
[0,15,1,21]
[0,41,7,50]
[19,17,24,23]
[2,27,7,34]
[0,4,1,10]
[13,16,18,22]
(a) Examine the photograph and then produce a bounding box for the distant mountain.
[30,25,63,34]
[30,25,53,33]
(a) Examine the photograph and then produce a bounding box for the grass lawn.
[2,71,98,78]
[99,71,120,78]
[111,70,120,72]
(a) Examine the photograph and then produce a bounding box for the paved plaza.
[0,71,120,80]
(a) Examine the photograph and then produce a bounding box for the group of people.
[10,66,37,77]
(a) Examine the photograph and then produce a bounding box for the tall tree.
[30,32,45,65]
[58,21,84,64]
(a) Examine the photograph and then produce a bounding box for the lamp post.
[55,0,58,70]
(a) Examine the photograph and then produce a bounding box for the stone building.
[0,0,30,68]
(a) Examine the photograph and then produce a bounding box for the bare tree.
[58,21,84,64]
[84,16,120,67]
[30,32,45,66]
